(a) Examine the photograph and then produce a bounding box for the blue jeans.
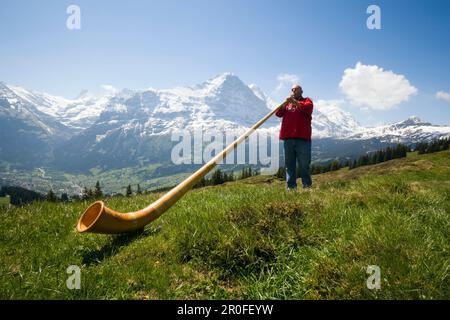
[284,138,312,189]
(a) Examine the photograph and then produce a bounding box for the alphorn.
[76,101,287,234]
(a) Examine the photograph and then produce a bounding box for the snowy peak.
[92,73,277,137]
[248,84,266,101]
[7,85,70,116]
[313,100,362,138]
[350,116,450,142]
[248,84,278,109]
[391,116,431,128]
[200,73,241,90]
[0,82,72,140]
[3,84,111,131]
[404,115,424,124]
[1,75,449,145]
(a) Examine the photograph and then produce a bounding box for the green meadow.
[0,151,448,299]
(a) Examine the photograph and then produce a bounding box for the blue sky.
[0,0,449,125]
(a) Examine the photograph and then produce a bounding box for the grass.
[0,151,449,299]
[0,196,10,206]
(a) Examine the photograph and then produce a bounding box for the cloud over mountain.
[275,73,300,93]
[339,62,418,110]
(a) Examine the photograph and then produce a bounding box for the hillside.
[0,151,449,299]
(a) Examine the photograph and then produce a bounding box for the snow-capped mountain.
[6,84,111,131]
[0,82,71,136]
[106,72,279,135]
[349,116,450,142]
[1,74,371,142]
[52,73,282,170]
[313,100,362,138]
[73,73,281,145]
[0,82,73,167]
[1,73,450,171]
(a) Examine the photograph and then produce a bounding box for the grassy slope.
[0,197,10,206]
[0,151,448,299]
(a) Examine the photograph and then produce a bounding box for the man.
[275,84,313,190]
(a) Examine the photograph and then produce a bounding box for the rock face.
[0,82,72,167]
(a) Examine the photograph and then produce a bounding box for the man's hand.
[285,96,300,109]
[284,97,294,105]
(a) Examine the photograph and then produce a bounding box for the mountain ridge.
[3,74,449,140]
[1,74,449,172]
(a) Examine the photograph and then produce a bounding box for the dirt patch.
[410,160,434,170]
[408,181,426,193]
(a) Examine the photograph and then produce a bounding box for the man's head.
[291,85,303,99]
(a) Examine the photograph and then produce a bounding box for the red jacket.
[275,97,313,140]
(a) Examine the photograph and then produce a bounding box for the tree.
[240,167,249,179]
[430,141,439,153]
[363,155,370,165]
[276,167,286,180]
[330,160,341,171]
[0,186,44,206]
[376,150,384,163]
[94,181,103,198]
[126,184,133,197]
[240,166,254,180]
[415,142,427,154]
[82,187,89,200]
[310,164,321,175]
[399,144,408,158]
[195,176,208,188]
[82,187,94,200]
[212,169,224,185]
[357,155,367,167]
[370,153,378,165]
[46,189,58,202]
[61,193,69,202]
[442,138,449,151]
[137,184,142,195]
[222,172,229,183]
[343,159,351,168]
[384,147,393,161]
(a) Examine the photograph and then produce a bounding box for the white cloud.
[101,84,118,95]
[436,91,450,102]
[315,99,346,110]
[275,73,299,92]
[339,62,417,110]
